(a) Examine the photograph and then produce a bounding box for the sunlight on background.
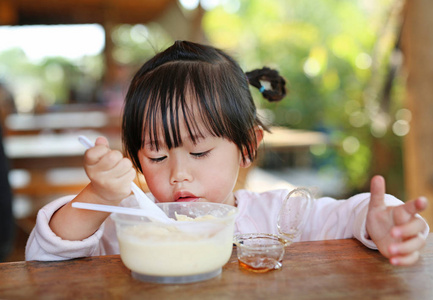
[0,24,105,62]
[0,24,106,112]
[0,0,409,196]
[180,0,240,12]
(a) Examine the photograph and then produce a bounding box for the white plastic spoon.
[77,135,172,223]
[71,201,224,236]
[72,202,171,222]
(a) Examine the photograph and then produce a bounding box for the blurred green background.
[0,0,408,198]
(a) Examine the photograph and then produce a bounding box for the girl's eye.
[149,156,166,163]
[191,150,211,158]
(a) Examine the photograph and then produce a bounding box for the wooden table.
[1,235,432,299]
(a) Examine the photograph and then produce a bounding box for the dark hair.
[122,40,286,172]
[246,67,287,102]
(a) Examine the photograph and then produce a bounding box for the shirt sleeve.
[303,193,431,249]
[300,193,371,246]
[234,189,429,249]
[25,196,120,261]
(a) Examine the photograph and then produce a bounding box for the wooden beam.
[401,0,433,231]
[0,0,17,25]
[0,0,176,25]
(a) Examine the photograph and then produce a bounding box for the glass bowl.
[111,202,238,284]
[234,233,289,273]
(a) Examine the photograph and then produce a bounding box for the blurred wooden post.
[401,0,433,230]
[157,2,207,43]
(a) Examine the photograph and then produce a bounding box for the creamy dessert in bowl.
[111,202,238,284]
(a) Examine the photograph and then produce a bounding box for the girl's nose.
[170,157,193,184]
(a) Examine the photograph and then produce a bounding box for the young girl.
[26,40,429,265]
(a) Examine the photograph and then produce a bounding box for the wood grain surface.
[1,235,432,300]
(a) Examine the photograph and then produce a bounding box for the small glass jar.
[234,188,314,273]
[234,233,288,273]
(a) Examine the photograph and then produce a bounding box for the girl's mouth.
[175,197,200,202]
[174,191,200,202]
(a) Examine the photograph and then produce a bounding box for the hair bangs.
[123,41,261,172]
[141,62,232,153]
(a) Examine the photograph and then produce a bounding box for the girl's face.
[138,108,245,207]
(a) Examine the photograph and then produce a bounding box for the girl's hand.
[84,136,136,203]
[366,175,428,265]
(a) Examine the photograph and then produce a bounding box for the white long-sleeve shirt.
[25,189,429,261]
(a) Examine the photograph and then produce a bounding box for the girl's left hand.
[366,175,428,265]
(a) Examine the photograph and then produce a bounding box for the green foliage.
[110,23,173,65]
[203,0,404,192]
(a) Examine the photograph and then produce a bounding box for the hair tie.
[259,86,265,93]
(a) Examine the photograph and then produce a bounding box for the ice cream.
[111,202,237,280]
[117,222,233,276]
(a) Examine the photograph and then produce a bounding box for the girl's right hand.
[83,136,136,203]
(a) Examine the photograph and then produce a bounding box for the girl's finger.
[368,175,386,210]
[402,197,428,215]
[388,234,426,256]
[121,168,137,184]
[103,168,136,196]
[391,217,427,239]
[95,150,124,171]
[95,136,109,147]
[392,197,428,225]
[415,196,428,212]
[84,145,110,165]
[390,251,420,266]
[107,157,135,179]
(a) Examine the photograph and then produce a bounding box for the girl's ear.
[255,125,264,146]
[240,126,264,168]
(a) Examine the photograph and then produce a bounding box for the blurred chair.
[0,124,14,261]
[0,82,16,129]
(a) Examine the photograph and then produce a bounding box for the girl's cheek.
[145,179,166,202]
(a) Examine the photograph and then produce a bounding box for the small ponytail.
[245,67,287,102]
